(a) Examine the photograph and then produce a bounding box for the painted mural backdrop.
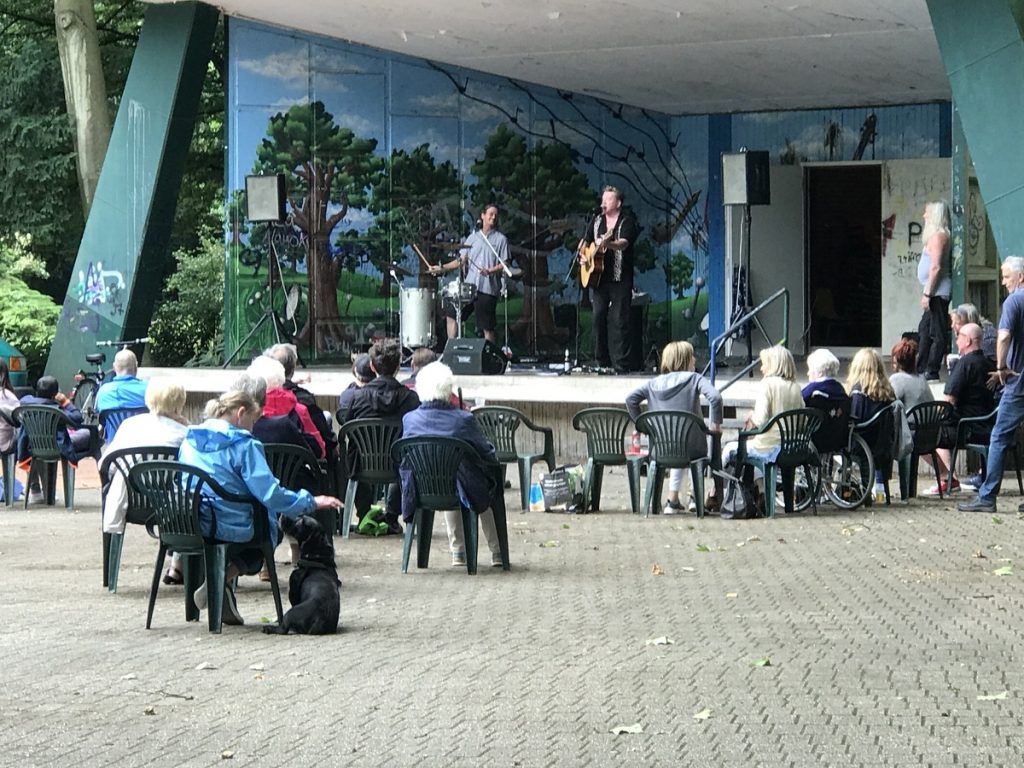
[225,18,946,366]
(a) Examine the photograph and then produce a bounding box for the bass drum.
[400,287,435,349]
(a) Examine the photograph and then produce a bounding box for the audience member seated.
[337,354,376,414]
[0,359,18,455]
[100,378,190,584]
[338,338,420,534]
[923,322,996,495]
[177,389,341,625]
[722,345,804,486]
[404,348,463,407]
[17,375,101,503]
[625,340,722,514]
[247,356,325,459]
[889,338,935,412]
[95,349,147,412]
[950,303,997,365]
[400,361,503,567]
[802,348,848,404]
[847,348,897,479]
[265,343,337,461]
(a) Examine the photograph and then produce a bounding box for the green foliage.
[664,251,695,298]
[149,236,224,366]
[0,233,60,377]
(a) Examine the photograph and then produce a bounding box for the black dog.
[263,514,340,635]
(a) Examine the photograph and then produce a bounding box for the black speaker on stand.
[442,338,508,375]
[721,150,771,372]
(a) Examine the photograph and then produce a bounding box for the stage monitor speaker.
[245,174,287,222]
[442,338,508,376]
[722,151,770,206]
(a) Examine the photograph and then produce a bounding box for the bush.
[149,236,224,366]
[0,233,60,379]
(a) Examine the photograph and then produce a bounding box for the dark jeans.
[917,295,950,376]
[591,279,632,370]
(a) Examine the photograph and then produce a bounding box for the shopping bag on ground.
[541,465,585,512]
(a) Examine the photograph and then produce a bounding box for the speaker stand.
[740,203,770,375]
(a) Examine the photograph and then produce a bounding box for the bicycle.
[69,337,149,425]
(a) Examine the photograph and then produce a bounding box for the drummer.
[429,203,508,344]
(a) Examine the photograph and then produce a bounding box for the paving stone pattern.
[3,467,1024,767]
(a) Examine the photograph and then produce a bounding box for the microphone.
[593,206,603,215]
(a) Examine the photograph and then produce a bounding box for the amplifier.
[441,338,508,375]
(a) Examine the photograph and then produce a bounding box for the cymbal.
[427,241,473,250]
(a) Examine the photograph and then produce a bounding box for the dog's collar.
[296,558,336,571]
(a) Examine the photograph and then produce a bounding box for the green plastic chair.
[635,410,712,518]
[262,442,332,536]
[99,445,180,592]
[391,436,509,575]
[99,406,149,443]
[127,460,284,633]
[897,401,953,499]
[12,404,86,509]
[571,407,642,514]
[472,405,555,510]
[0,408,17,506]
[737,408,823,517]
[947,406,1024,495]
[337,418,403,538]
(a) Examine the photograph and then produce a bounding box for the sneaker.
[663,499,685,515]
[28,489,45,505]
[193,580,208,610]
[451,551,467,567]
[221,586,244,626]
[490,552,504,567]
[923,478,961,496]
[960,472,985,491]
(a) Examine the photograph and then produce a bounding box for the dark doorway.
[805,165,882,347]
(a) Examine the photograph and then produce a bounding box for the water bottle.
[564,349,571,374]
[873,470,885,503]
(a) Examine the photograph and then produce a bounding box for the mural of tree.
[253,100,384,352]
[663,251,694,298]
[364,144,463,293]
[470,124,592,353]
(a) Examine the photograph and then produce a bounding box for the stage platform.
[143,365,943,466]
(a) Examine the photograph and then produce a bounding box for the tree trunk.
[510,245,567,354]
[54,0,111,218]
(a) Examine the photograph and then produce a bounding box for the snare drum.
[443,281,477,304]
[400,287,435,349]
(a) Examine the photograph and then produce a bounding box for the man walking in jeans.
[959,256,1024,513]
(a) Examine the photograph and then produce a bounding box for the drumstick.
[411,243,432,269]
[478,233,513,278]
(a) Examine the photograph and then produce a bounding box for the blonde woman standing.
[917,201,952,380]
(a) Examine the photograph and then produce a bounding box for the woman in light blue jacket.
[626,341,723,513]
[178,389,341,624]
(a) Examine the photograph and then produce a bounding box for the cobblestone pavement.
[3,466,1024,768]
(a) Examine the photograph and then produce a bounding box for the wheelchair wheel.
[773,464,819,513]
[822,434,874,509]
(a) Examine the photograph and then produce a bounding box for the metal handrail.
[703,288,789,392]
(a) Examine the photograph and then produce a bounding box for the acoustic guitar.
[578,232,612,288]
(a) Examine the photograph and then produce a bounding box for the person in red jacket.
[247,356,325,459]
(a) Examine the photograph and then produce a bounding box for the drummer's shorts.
[445,290,498,332]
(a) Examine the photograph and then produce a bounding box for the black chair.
[391,436,509,575]
[128,460,285,633]
[99,445,181,592]
[99,406,149,443]
[635,410,712,518]
[947,406,1024,495]
[853,403,898,505]
[337,418,402,538]
[472,405,555,510]
[898,401,954,499]
[571,407,643,514]
[262,442,331,534]
[737,408,823,517]
[12,404,86,508]
[0,408,17,506]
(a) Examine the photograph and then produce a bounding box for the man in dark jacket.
[338,338,420,533]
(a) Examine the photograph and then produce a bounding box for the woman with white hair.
[802,348,847,403]
[100,378,190,584]
[916,200,952,380]
[400,362,504,567]
[247,356,325,458]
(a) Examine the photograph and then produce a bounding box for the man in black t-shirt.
[925,323,995,494]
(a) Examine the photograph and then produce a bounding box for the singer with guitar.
[578,185,638,373]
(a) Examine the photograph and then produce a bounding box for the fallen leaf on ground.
[746,535,761,543]
[610,723,643,735]
[692,708,712,720]
[646,636,675,646]
[777,538,787,544]
[120,673,137,681]
[195,662,216,671]
[651,563,664,576]
[752,657,772,667]
[993,566,1014,577]
[221,751,234,759]
[993,516,1004,525]
[562,523,570,529]
[972,550,987,559]
[725,592,738,598]
[143,705,156,716]
[681,566,696,573]
[977,691,1009,701]
[540,540,559,548]
[259,616,272,624]
[696,543,710,552]
[248,663,265,671]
